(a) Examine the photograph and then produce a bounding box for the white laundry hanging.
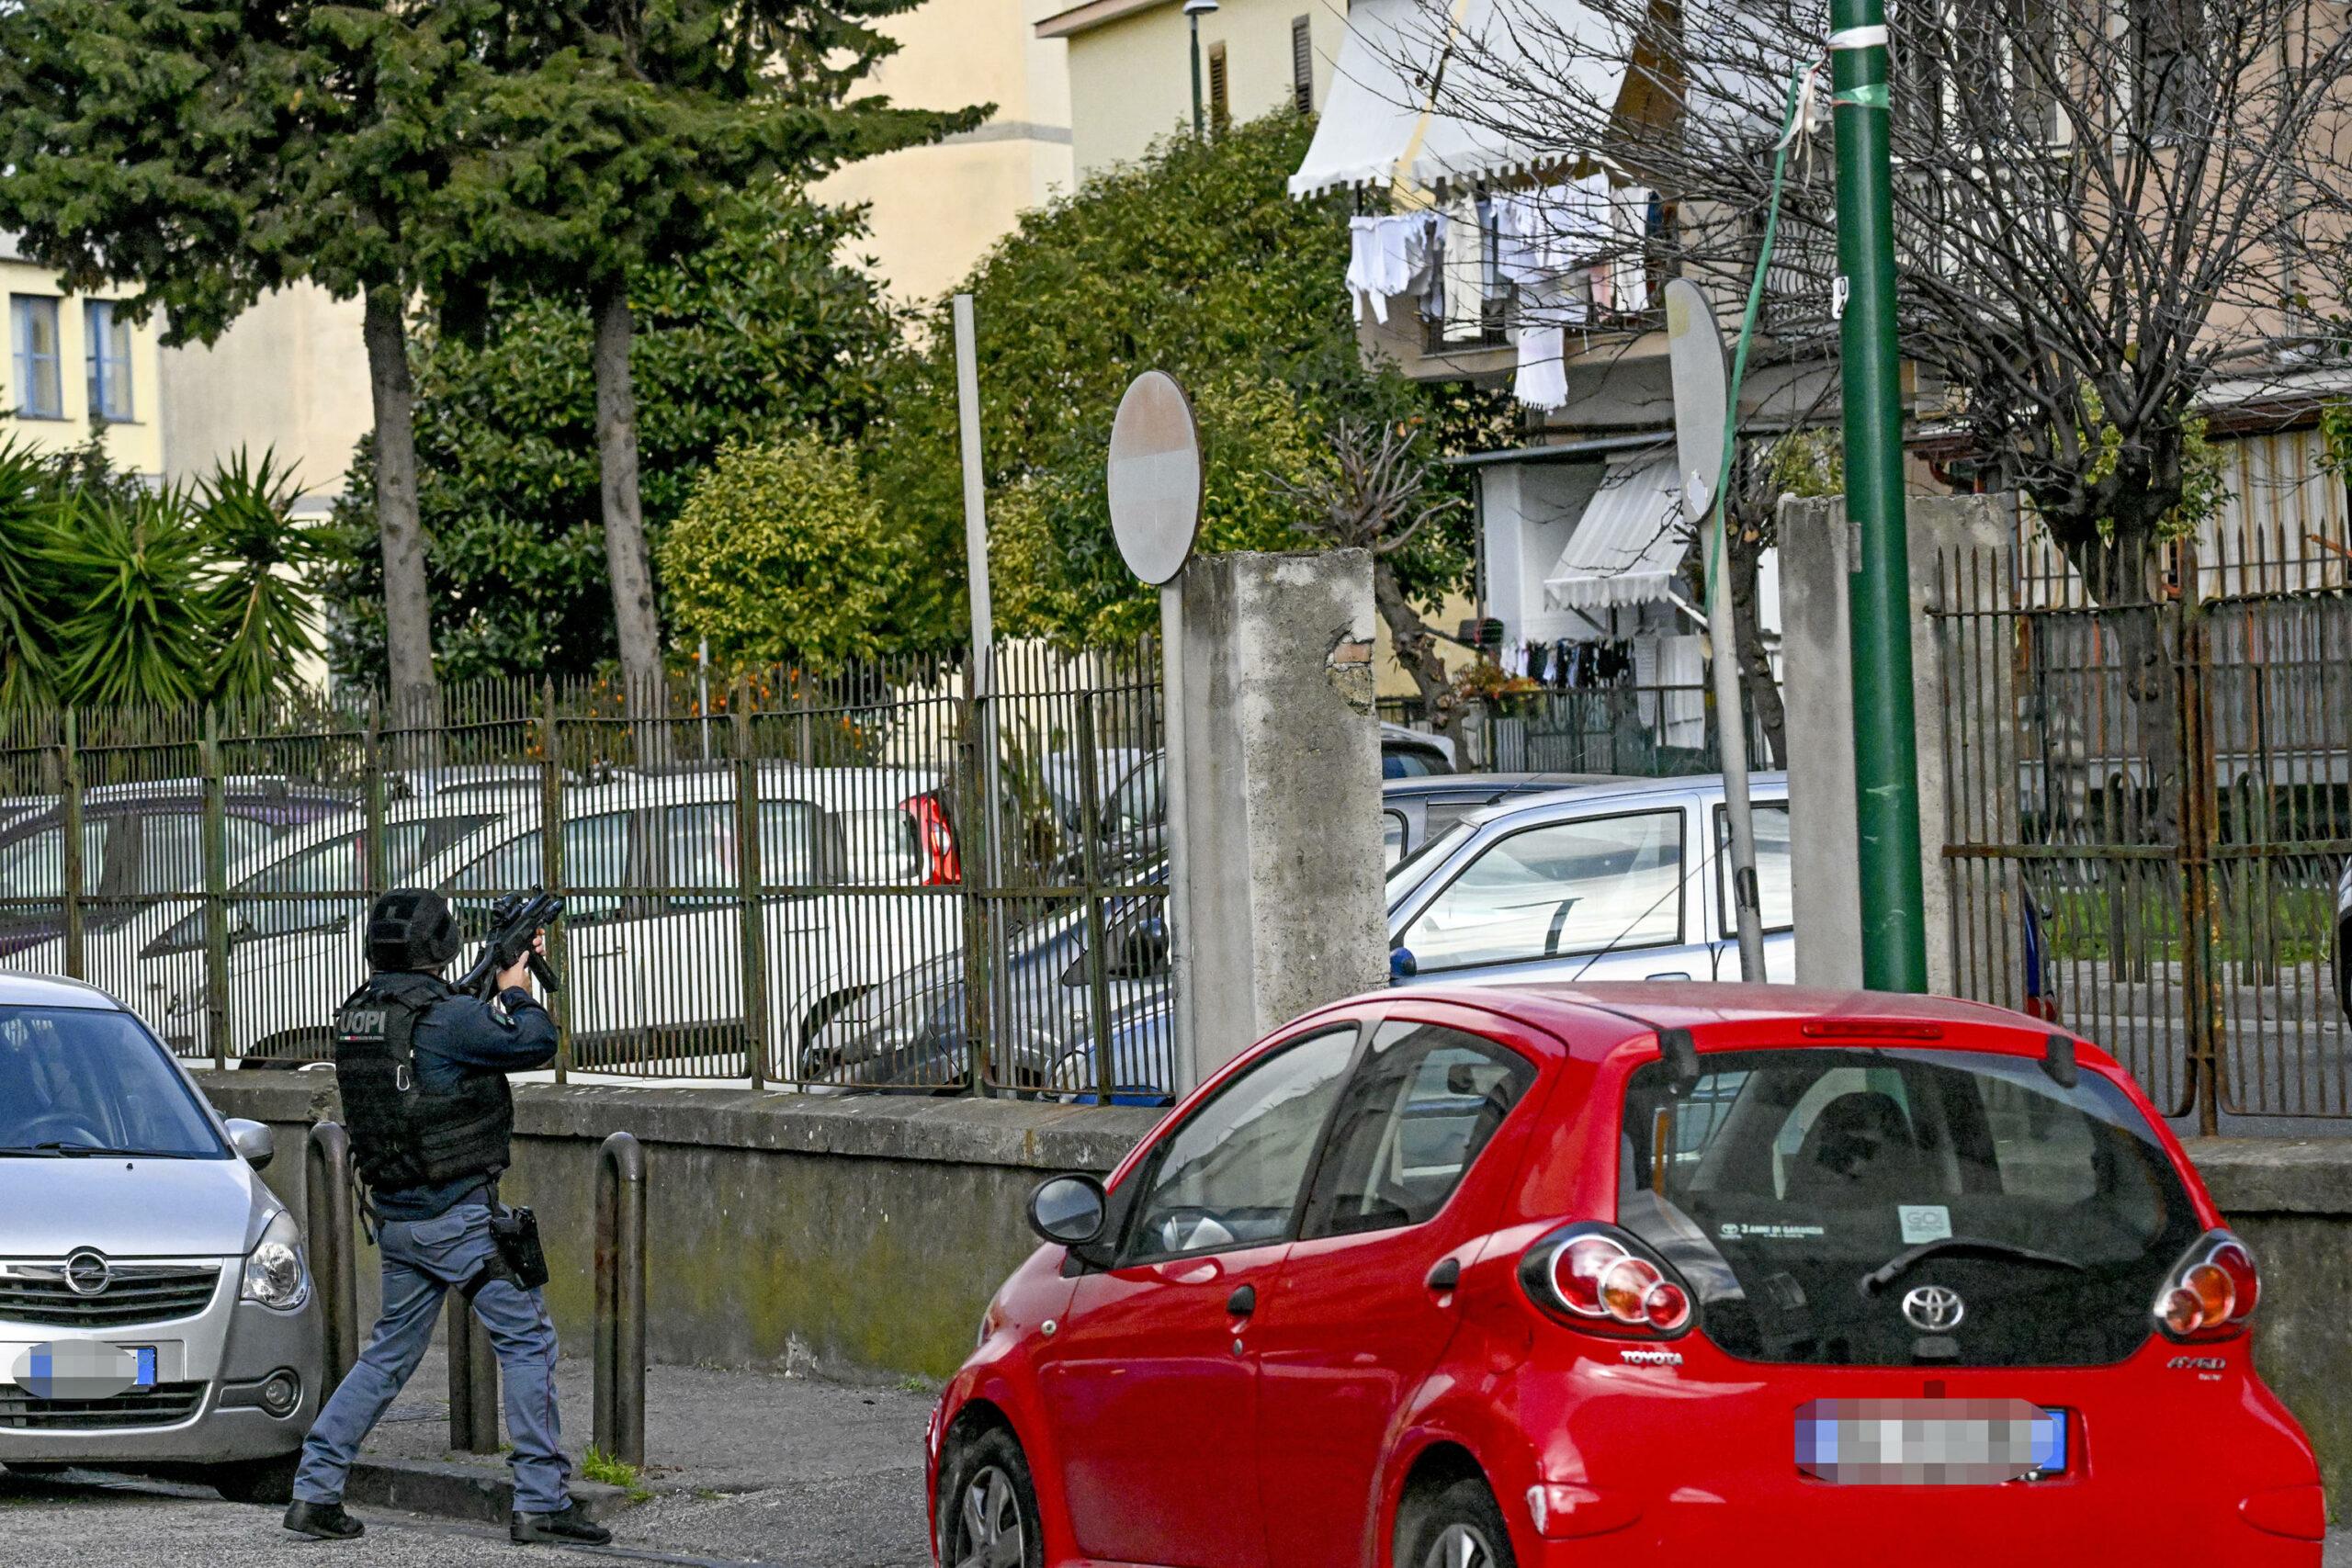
[1346,211,1438,324]
[1431,195,1486,342]
[1609,186,1656,315]
[1510,277,1572,411]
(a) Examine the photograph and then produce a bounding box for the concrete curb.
[345,1458,628,1527]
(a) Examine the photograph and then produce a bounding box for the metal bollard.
[303,1122,361,1395]
[593,1131,648,1468]
[447,1296,501,1453]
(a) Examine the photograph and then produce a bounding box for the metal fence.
[1381,684,1776,776]
[0,642,1170,1100]
[1930,535,2352,1128]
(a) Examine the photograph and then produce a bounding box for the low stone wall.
[194,1073,1161,1382]
[194,1077,2348,1509]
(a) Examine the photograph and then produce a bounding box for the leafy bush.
[660,435,914,670]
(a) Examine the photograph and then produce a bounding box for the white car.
[36,767,969,1079]
[1385,773,1795,986]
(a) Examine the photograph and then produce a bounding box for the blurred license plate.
[1796,1399,2067,1484]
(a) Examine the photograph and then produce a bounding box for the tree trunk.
[2063,524,2183,850]
[591,279,666,728]
[1372,558,1464,758]
[363,288,435,728]
[1727,523,1787,769]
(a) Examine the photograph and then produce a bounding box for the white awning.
[1544,456,1690,609]
[1290,0,1631,201]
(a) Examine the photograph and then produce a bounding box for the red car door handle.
[1227,1284,1256,1317]
[1425,1258,1463,1294]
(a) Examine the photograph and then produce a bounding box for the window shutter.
[1208,43,1229,129]
[1292,17,1314,113]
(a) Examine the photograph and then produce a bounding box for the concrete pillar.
[1778,491,2012,996]
[1170,550,1388,1084]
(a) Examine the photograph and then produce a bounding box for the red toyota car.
[927,984,2323,1568]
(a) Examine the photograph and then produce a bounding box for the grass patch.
[582,1446,653,1503]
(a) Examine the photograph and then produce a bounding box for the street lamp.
[1185,0,1218,139]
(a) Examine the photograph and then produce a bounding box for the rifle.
[455,888,565,998]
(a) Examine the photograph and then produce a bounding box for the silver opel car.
[0,974,322,1500]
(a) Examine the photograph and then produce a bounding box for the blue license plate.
[1796,1399,2068,1483]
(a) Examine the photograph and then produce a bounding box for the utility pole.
[1186,0,1218,138]
[1831,0,1928,992]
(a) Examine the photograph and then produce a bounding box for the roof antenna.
[1658,1027,1699,1089]
[2041,1033,2077,1089]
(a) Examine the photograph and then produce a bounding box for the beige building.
[816,0,1077,303]
[1,235,166,481]
[160,283,372,516]
[1038,0,1340,176]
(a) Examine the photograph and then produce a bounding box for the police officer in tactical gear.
[281,888,611,1547]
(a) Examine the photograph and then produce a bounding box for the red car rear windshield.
[1617,1046,2200,1368]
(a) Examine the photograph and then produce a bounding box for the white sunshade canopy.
[1544,456,1690,610]
[1290,0,1633,201]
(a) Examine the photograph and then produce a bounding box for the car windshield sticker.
[1899,1204,1953,1245]
[1717,1222,1826,1241]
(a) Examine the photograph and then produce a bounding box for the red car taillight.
[2153,1230,2260,1340]
[1520,1224,1692,1336]
[903,794,962,886]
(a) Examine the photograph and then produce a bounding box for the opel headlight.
[243,1208,311,1311]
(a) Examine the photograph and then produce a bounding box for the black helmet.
[367,887,462,972]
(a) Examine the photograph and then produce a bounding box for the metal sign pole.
[1664,278,1765,980]
[1158,585,1196,1094]
[953,294,1009,1061]
[1107,370,1205,1093]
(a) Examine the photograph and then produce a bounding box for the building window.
[11,296,63,420]
[1208,42,1230,130]
[85,300,133,423]
[1292,17,1314,114]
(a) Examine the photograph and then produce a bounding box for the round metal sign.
[1106,371,1204,585]
[1663,278,1729,525]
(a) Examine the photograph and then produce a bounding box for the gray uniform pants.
[292,1202,571,1513]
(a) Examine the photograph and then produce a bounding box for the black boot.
[281,1500,365,1540]
[510,1502,613,1546]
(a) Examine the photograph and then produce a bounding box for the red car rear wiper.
[1860,1235,2088,1297]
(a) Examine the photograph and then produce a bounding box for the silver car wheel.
[1422,1520,1498,1568]
[953,1463,1024,1568]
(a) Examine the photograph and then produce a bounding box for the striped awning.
[1289,0,1632,201]
[1544,456,1690,609]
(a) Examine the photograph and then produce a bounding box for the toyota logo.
[1901,1284,1965,1333]
[63,1250,109,1297]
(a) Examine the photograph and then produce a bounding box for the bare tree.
[1281,422,1471,752]
[1404,0,2352,811]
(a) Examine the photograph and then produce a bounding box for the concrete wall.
[196,1075,2352,1512]
[1780,491,2011,998]
[197,1073,1160,1382]
[0,244,167,479]
[1171,550,1389,1084]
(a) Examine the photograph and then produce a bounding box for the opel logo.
[1901,1283,1965,1333]
[63,1250,110,1297]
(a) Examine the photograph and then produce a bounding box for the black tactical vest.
[333,972,514,1192]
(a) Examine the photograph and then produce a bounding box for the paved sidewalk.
[361,1343,935,1564]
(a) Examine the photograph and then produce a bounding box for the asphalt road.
[3,1467,2346,1567]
